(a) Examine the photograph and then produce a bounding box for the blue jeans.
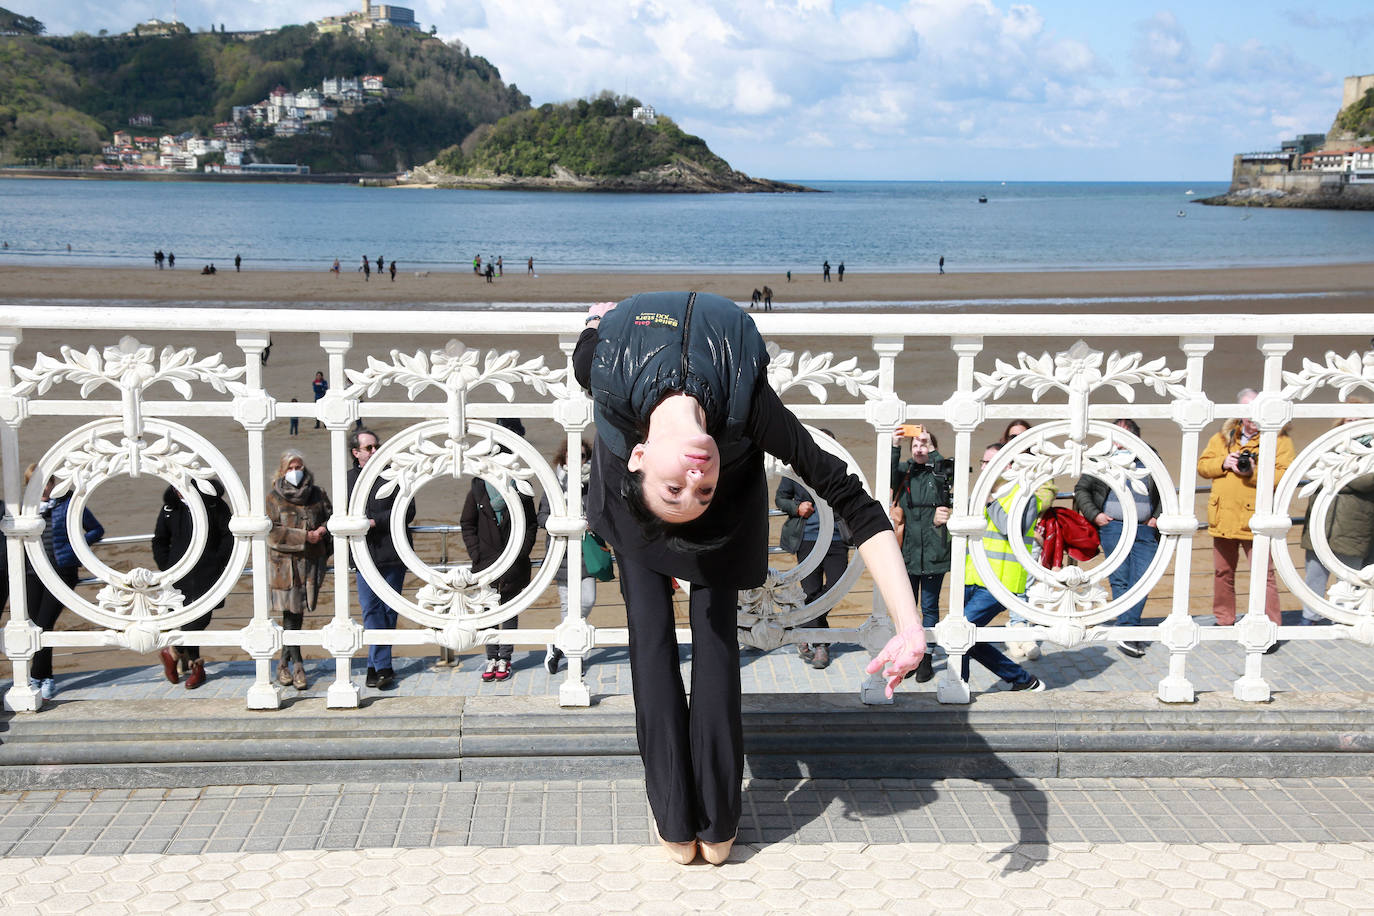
[1097,520,1159,627]
[908,572,945,629]
[357,564,406,671]
[961,585,1033,686]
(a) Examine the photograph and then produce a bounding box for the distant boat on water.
[1185,189,1195,195]
[978,195,988,203]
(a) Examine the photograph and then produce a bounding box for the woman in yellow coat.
[1197,389,1295,629]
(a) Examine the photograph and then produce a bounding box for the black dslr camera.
[932,457,956,506]
[1235,449,1255,475]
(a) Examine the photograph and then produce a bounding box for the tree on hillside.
[0,7,44,35]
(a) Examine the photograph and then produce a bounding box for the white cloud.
[1132,11,1194,88]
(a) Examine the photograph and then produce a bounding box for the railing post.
[0,328,42,713]
[235,331,283,710]
[554,331,594,707]
[321,331,363,708]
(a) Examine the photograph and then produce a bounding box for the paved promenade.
[3,618,1373,913]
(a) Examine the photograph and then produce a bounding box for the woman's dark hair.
[1113,418,1141,437]
[1001,419,1032,443]
[553,438,592,467]
[621,469,729,555]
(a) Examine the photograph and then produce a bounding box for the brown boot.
[184,659,206,690]
[277,659,293,686]
[292,661,308,691]
[159,647,180,685]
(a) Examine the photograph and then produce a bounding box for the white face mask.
[284,468,304,487]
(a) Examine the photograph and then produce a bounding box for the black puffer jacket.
[151,482,234,606]
[460,479,537,594]
[588,291,768,464]
[346,465,416,568]
[575,291,890,589]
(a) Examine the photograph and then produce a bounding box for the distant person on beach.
[786,270,791,283]
[574,291,924,866]
[751,288,761,309]
[389,260,396,282]
[377,255,385,274]
[152,478,233,691]
[762,286,772,311]
[837,261,845,282]
[822,260,830,281]
[289,398,299,436]
[167,252,175,268]
[154,250,163,269]
[528,256,534,275]
[348,427,415,691]
[938,256,944,274]
[331,258,340,275]
[497,256,503,276]
[312,370,328,429]
[235,253,241,272]
[267,450,331,691]
[361,255,370,282]
[473,255,481,275]
[484,262,495,283]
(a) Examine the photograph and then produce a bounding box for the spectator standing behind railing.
[998,418,1039,660]
[1073,418,1161,660]
[151,479,233,690]
[266,449,331,690]
[462,419,537,684]
[1197,388,1294,644]
[775,468,850,671]
[26,467,104,700]
[960,442,1052,693]
[347,427,416,691]
[537,439,602,674]
[888,423,951,683]
[1299,411,1374,625]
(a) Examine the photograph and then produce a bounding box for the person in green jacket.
[889,424,952,682]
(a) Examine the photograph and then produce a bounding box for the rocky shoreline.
[1199,185,1374,211]
[402,160,815,193]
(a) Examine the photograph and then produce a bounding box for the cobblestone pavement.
[19,610,1370,704]
[2,778,1374,913]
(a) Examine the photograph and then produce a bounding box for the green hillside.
[436,94,732,179]
[0,11,529,171]
[1336,87,1374,138]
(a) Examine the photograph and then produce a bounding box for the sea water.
[2,178,1373,274]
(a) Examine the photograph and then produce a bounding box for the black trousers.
[28,564,78,681]
[618,554,742,844]
[798,537,849,639]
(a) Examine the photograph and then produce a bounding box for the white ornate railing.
[2,305,1372,713]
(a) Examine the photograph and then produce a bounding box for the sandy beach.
[3,263,1372,682]
[4,261,1374,307]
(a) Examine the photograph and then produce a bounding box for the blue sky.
[31,1,1374,181]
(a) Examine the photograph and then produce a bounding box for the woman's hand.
[865,623,927,698]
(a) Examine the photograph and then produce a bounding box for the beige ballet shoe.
[658,835,698,865]
[699,835,735,865]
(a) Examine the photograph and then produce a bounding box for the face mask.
[284,468,304,487]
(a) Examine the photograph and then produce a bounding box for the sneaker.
[39,678,55,700]
[1264,641,1283,655]
[493,658,512,681]
[481,659,499,682]
[377,668,396,690]
[797,643,815,662]
[1005,676,1045,692]
[810,645,830,669]
[544,645,564,675]
[1116,640,1147,659]
[365,667,379,688]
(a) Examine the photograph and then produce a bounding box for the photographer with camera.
[889,424,953,683]
[1198,388,1294,635]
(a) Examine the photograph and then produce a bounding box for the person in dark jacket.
[1073,418,1162,659]
[347,428,416,691]
[461,465,537,683]
[576,291,924,867]
[29,472,104,700]
[775,453,850,670]
[889,424,952,683]
[151,479,234,689]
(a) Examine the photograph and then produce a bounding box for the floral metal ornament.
[94,568,186,622]
[765,342,883,402]
[413,566,503,619]
[1281,348,1374,401]
[11,336,246,440]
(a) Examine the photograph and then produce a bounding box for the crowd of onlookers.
[2,386,1366,698]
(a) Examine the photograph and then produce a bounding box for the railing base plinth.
[936,673,972,705]
[1157,677,1197,704]
[327,679,360,709]
[1233,675,1273,703]
[859,673,894,706]
[558,680,590,707]
[3,684,40,714]
[246,683,282,710]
